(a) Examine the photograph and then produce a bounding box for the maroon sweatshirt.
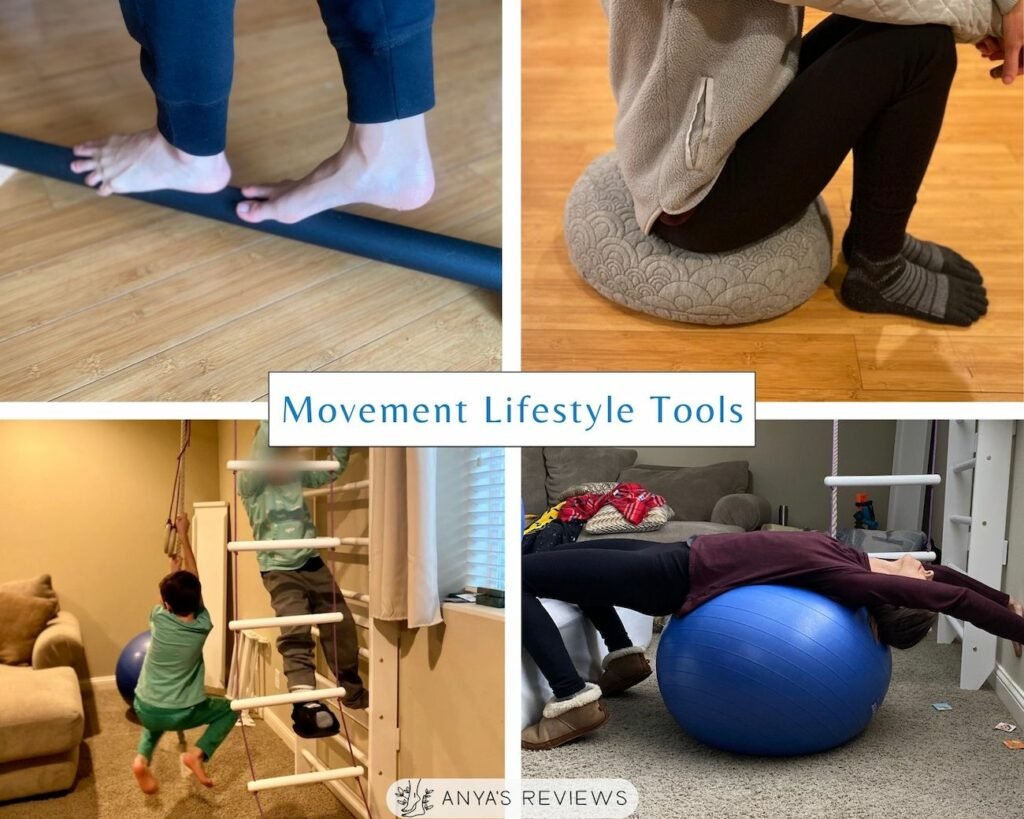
[681,530,1024,644]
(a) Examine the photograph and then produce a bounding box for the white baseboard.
[994,664,1024,726]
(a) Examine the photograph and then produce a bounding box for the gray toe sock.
[901,234,982,284]
[842,232,982,284]
[841,252,987,327]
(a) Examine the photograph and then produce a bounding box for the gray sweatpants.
[261,562,365,701]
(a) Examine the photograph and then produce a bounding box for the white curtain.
[369,448,442,628]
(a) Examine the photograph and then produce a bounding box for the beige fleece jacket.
[607,0,1009,234]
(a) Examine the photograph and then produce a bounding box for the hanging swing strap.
[164,421,192,557]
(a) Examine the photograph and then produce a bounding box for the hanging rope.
[231,421,266,818]
[164,421,192,557]
[326,469,373,819]
[830,420,839,538]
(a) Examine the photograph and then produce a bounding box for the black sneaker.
[343,688,369,710]
[291,702,339,739]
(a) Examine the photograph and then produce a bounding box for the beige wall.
[397,607,504,778]
[636,419,898,531]
[0,420,221,677]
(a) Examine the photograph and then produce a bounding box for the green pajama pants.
[134,696,236,762]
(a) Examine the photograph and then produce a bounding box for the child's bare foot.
[180,748,214,788]
[132,755,159,795]
[236,115,434,224]
[70,128,231,197]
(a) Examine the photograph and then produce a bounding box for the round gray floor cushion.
[565,153,833,326]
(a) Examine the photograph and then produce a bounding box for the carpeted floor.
[523,633,1023,819]
[0,685,354,818]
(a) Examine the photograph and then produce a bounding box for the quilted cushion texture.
[565,153,833,325]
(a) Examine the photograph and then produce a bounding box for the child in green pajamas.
[239,422,366,740]
[131,513,235,795]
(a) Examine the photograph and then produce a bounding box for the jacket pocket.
[685,77,714,171]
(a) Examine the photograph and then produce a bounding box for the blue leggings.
[119,0,436,156]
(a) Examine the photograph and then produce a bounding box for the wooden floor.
[522,4,1024,401]
[0,0,501,401]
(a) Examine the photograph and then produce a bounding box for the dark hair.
[869,604,937,649]
[160,571,202,617]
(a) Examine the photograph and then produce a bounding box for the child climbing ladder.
[237,422,367,739]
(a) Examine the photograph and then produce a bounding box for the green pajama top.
[134,604,213,710]
[239,421,350,573]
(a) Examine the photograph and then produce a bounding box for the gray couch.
[522,447,771,541]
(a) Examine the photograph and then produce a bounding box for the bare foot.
[180,749,214,788]
[236,115,434,224]
[132,755,159,795]
[70,128,231,197]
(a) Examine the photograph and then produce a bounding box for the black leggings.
[654,16,957,259]
[522,539,690,699]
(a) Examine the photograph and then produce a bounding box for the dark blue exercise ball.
[116,630,151,706]
[657,585,892,756]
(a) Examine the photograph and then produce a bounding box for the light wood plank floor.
[522,3,1023,401]
[0,0,501,401]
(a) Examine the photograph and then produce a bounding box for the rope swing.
[164,420,192,557]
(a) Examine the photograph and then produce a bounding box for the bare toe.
[98,182,114,197]
[241,184,279,199]
[85,170,103,187]
[73,142,100,157]
[70,159,96,173]
[237,200,275,223]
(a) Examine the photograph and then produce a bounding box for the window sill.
[442,601,505,623]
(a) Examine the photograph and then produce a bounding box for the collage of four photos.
[0,0,1023,817]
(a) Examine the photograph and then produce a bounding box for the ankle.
[349,116,429,160]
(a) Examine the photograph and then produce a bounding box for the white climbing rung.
[228,459,340,472]
[949,515,972,526]
[229,613,343,631]
[824,474,941,487]
[870,551,936,563]
[952,457,976,474]
[228,537,341,552]
[304,480,369,498]
[247,764,364,793]
[231,686,348,711]
[307,627,370,658]
[339,588,369,604]
[340,537,370,547]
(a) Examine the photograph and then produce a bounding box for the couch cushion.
[0,575,58,609]
[521,448,549,517]
[0,590,58,665]
[543,448,637,506]
[0,666,83,764]
[620,461,749,522]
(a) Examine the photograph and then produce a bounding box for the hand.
[998,1,1024,84]
[1009,597,1023,658]
[975,36,1004,61]
[174,513,190,535]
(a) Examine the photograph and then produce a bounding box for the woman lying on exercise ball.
[521,530,1024,750]
[606,0,1023,325]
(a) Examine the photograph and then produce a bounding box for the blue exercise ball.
[657,585,892,756]
[116,630,151,706]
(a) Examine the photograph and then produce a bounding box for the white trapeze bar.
[228,537,341,552]
[949,515,972,526]
[247,764,365,793]
[229,612,344,631]
[952,457,977,474]
[871,551,937,563]
[339,588,369,603]
[824,474,941,487]
[231,686,348,711]
[304,480,370,498]
[227,459,340,472]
